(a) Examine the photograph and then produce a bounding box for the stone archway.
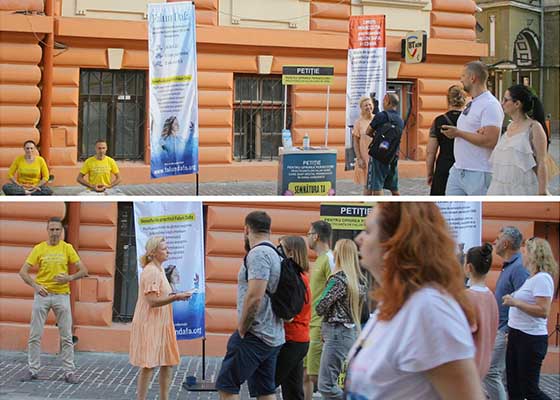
[514,28,540,67]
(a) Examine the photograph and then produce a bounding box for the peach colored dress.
[352,117,373,185]
[129,263,180,368]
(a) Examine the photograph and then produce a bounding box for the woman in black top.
[426,85,467,195]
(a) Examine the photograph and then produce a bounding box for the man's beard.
[244,236,251,253]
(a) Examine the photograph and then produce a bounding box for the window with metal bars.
[78,69,146,161]
[233,75,291,161]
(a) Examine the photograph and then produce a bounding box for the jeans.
[275,341,309,400]
[318,323,357,400]
[216,331,282,397]
[483,329,507,400]
[445,166,492,195]
[28,293,74,374]
[506,328,551,400]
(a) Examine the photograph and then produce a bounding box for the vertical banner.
[344,15,386,170]
[148,1,199,178]
[437,202,482,265]
[133,201,205,340]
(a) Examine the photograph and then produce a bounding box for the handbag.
[529,123,559,179]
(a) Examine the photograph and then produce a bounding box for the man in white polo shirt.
[442,61,504,195]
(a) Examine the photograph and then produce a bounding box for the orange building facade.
[0,0,488,186]
[0,201,558,374]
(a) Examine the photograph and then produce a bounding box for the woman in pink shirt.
[464,243,499,379]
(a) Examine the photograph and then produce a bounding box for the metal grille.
[113,202,138,322]
[78,70,146,161]
[233,75,291,161]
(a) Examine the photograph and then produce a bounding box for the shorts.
[366,157,399,192]
[303,325,323,376]
[445,166,492,196]
[216,330,282,397]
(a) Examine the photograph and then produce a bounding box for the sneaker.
[64,372,78,384]
[20,370,38,382]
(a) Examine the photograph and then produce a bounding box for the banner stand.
[183,338,217,391]
[196,173,199,196]
[325,85,330,147]
[283,84,288,131]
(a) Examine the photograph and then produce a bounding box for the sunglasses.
[462,101,473,116]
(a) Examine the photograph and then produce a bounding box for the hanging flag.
[148,1,199,178]
[133,201,205,340]
[344,15,386,170]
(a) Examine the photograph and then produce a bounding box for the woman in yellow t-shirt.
[2,140,53,195]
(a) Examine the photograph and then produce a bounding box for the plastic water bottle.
[281,129,293,149]
[303,133,310,150]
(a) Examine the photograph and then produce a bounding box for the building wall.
[0,0,486,186]
[477,0,559,127]
[0,201,558,373]
[544,8,560,127]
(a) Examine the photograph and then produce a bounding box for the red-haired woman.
[350,203,484,400]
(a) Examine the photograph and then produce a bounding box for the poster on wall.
[133,201,205,340]
[344,15,386,170]
[437,202,482,265]
[148,1,199,178]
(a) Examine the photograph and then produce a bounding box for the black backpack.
[244,242,307,320]
[368,111,403,164]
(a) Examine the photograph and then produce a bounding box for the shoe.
[20,370,38,382]
[64,372,78,384]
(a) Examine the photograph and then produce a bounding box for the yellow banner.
[151,75,192,85]
[288,181,332,196]
[282,75,334,85]
[139,213,196,225]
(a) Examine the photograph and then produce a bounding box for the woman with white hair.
[129,236,192,400]
[352,96,375,195]
[502,237,558,400]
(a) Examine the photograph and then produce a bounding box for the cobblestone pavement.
[51,135,560,197]
[1,350,559,400]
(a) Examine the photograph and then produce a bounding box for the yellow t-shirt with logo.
[80,156,119,188]
[8,155,50,186]
[25,241,80,294]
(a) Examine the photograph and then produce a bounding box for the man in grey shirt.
[216,211,284,400]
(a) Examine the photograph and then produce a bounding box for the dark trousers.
[506,327,551,400]
[2,183,53,196]
[275,341,309,400]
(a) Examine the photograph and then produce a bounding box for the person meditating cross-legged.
[3,140,53,196]
[77,139,121,195]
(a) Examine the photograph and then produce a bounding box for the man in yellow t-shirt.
[303,220,335,399]
[77,139,121,195]
[19,217,88,384]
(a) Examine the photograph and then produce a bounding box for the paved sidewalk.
[51,177,432,196]
[1,350,559,400]
[50,135,560,196]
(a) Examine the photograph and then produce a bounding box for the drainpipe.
[539,0,544,101]
[39,0,54,165]
[66,202,81,343]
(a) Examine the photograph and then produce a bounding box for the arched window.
[513,29,540,67]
